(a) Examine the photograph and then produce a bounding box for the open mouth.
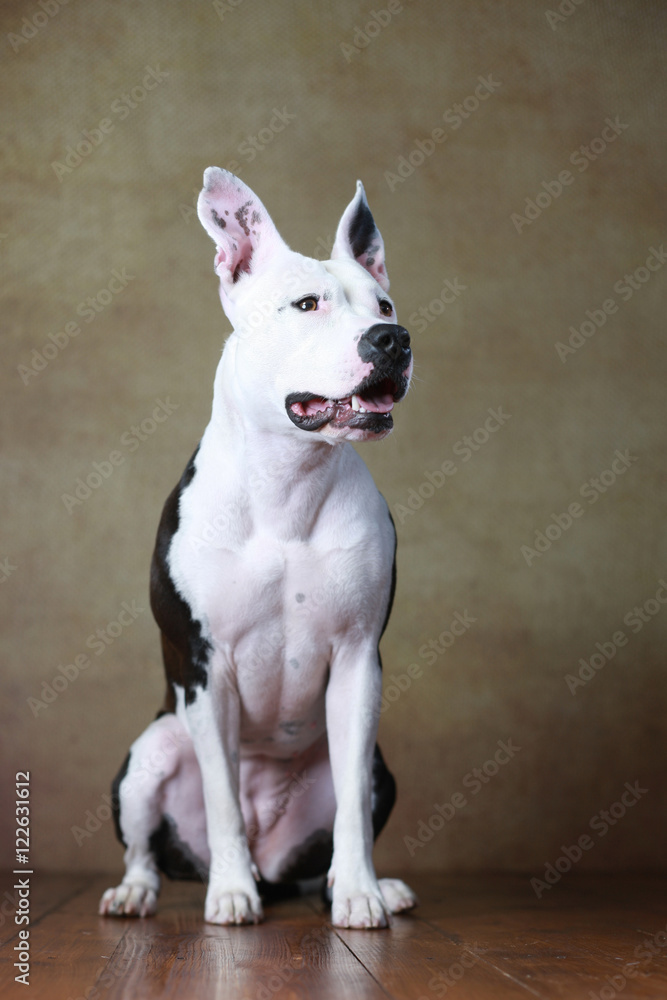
[286,374,406,434]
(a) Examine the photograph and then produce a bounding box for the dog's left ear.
[197,167,286,291]
[331,181,389,292]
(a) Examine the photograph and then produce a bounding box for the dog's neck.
[206,342,346,539]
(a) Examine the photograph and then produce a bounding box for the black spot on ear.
[349,199,377,259]
[235,200,253,237]
[212,209,226,229]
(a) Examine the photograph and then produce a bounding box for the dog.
[99,168,416,928]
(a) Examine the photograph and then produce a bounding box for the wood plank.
[0,875,138,1000]
[0,871,91,946]
[414,874,667,1000]
[333,911,545,999]
[1,873,666,1000]
[305,875,549,998]
[0,875,387,1000]
[100,892,390,1000]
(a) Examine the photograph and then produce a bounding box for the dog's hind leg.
[99,712,192,917]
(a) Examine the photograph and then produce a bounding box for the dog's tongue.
[358,389,394,414]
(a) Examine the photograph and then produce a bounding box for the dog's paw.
[378,877,418,914]
[204,885,264,925]
[331,889,389,929]
[98,883,158,918]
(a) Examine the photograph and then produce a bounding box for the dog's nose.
[358,324,411,365]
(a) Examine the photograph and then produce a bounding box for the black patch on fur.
[149,814,208,882]
[349,197,377,260]
[256,878,303,902]
[110,750,131,847]
[370,742,397,837]
[379,503,397,643]
[150,447,213,706]
[212,209,226,229]
[277,828,334,882]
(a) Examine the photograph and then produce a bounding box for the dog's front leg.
[183,680,263,925]
[325,644,388,928]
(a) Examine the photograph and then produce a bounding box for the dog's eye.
[379,299,393,316]
[293,296,319,312]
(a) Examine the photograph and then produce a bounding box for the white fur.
[100,170,416,928]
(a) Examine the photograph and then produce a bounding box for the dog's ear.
[331,181,389,292]
[197,167,286,289]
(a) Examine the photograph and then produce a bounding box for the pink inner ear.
[215,247,227,268]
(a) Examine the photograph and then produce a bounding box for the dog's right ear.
[331,180,390,292]
[197,168,286,290]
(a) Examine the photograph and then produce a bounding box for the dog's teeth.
[351,394,362,412]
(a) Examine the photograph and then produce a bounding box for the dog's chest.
[164,430,394,741]
[204,532,354,653]
[170,496,388,730]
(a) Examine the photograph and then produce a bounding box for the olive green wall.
[2,0,665,882]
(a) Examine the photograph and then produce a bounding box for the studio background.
[1,0,665,881]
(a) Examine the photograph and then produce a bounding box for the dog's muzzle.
[285,323,412,434]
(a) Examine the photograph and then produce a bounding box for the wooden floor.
[1,872,666,999]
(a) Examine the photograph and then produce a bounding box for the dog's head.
[197,168,412,443]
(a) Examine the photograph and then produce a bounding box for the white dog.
[100,168,416,928]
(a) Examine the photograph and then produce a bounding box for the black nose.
[358,324,411,366]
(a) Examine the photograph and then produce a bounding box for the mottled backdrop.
[1,0,665,884]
